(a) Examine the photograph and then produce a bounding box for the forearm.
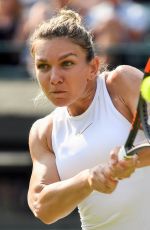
[33,169,92,224]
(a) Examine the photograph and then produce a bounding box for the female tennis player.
[27,9,150,230]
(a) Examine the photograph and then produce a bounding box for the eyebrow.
[59,53,77,60]
[36,53,78,62]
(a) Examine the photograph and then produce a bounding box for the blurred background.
[0,0,150,229]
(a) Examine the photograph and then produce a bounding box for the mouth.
[51,90,67,94]
[49,90,68,98]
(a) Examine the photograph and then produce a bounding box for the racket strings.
[146,101,150,142]
[145,101,150,131]
[141,100,150,143]
[147,102,150,126]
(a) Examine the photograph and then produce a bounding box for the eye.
[61,61,74,68]
[36,63,50,71]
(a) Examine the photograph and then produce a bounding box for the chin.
[51,98,70,107]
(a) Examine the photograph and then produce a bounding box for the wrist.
[82,169,93,194]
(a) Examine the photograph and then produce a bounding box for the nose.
[50,67,63,85]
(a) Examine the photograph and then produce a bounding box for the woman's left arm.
[107,65,143,118]
[107,65,150,169]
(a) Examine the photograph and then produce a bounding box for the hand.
[107,147,138,180]
[88,164,118,194]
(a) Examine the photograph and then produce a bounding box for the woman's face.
[33,38,98,107]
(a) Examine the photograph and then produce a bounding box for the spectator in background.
[67,0,101,21]
[86,0,149,69]
[0,0,25,65]
[23,0,105,45]
[23,0,70,39]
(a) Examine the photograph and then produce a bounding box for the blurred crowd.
[0,0,150,74]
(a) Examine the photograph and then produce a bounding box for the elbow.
[36,211,57,225]
[29,200,58,225]
[34,210,53,225]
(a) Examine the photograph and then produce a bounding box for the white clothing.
[52,74,150,229]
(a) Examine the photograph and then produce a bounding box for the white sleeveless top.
[51,74,150,230]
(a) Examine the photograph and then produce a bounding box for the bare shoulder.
[106,65,143,96]
[29,112,54,159]
[105,65,144,119]
[30,113,53,139]
[107,65,143,84]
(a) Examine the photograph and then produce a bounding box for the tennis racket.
[118,58,150,160]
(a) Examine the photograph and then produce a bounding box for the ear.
[88,56,100,80]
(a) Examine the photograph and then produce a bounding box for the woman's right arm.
[27,115,118,225]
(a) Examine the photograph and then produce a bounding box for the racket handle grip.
[118,146,127,160]
[118,146,134,160]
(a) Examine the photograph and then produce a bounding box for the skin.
[28,37,148,224]
[33,38,99,115]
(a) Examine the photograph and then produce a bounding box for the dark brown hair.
[30,9,95,62]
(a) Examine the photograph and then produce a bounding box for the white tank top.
[51,74,150,230]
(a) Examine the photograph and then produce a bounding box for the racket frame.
[119,58,150,159]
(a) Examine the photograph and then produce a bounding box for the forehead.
[33,38,85,60]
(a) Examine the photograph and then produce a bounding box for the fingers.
[88,165,118,194]
[109,146,120,165]
[109,147,138,180]
[100,165,118,193]
[88,147,138,195]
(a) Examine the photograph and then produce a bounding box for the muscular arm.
[28,116,91,224]
[28,115,117,224]
[106,65,150,168]
[106,65,143,121]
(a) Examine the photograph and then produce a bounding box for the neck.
[67,80,97,116]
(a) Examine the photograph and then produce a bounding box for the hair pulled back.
[30,9,95,62]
